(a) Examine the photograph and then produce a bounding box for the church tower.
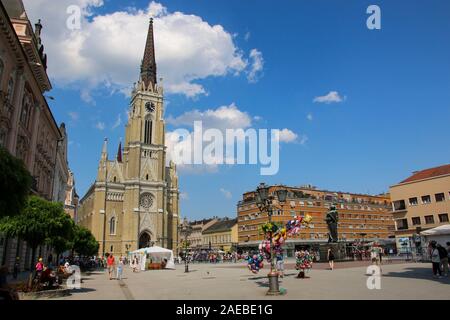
[77,19,180,256]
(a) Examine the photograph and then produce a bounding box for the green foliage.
[0,196,73,250]
[72,225,99,257]
[0,146,32,218]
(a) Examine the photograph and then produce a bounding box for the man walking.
[107,254,115,280]
[437,244,448,277]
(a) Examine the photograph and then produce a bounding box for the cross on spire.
[140,18,157,87]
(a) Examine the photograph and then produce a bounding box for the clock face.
[140,193,154,209]
[145,102,155,113]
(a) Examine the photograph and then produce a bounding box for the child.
[117,258,124,281]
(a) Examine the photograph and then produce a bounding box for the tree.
[72,225,99,257]
[0,196,73,271]
[0,146,32,218]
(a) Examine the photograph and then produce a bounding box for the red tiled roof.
[400,164,450,184]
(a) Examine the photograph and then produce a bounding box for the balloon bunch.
[247,215,312,274]
[295,250,314,271]
[247,254,264,274]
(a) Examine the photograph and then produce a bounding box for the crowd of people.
[428,241,449,278]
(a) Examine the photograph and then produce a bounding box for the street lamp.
[255,183,288,296]
[179,219,192,273]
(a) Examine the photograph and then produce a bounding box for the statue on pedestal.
[325,205,339,243]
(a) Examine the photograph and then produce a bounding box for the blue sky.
[25,0,450,220]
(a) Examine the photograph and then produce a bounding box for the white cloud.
[167,103,252,130]
[244,31,251,41]
[180,192,189,200]
[23,0,253,99]
[313,91,345,104]
[247,49,264,83]
[297,134,309,145]
[68,112,79,121]
[277,128,299,143]
[307,113,313,121]
[112,114,122,129]
[95,122,105,130]
[220,188,233,199]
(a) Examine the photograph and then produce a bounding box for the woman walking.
[327,247,335,270]
[430,241,442,278]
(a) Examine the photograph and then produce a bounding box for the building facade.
[237,185,394,257]
[182,218,218,251]
[0,0,72,271]
[389,164,450,253]
[77,19,180,257]
[202,218,238,252]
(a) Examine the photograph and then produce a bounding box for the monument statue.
[325,204,339,243]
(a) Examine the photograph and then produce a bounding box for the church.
[77,19,180,257]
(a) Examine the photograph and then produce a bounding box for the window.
[144,118,153,144]
[20,91,32,127]
[421,195,431,204]
[411,217,421,226]
[0,59,3,86]
[396,219,408,230]
[435,193,445,202]
[110,217,116,235]
[438,214,449,223]
[409,197,418,206]
[424,215,434,224]
[393,200,406,211]
[7,78,14,103]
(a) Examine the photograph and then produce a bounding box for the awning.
[420,224,450,236]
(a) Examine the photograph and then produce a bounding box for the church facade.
[77,19,180,257]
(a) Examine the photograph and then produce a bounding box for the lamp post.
[255,183,288,296]
[179,219,192,273]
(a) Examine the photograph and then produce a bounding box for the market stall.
[128,246,175,270]
[420,224,450,245]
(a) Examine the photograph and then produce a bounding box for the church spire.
[101,138,108,161]
[116,140,122,163]
[140,18,157,87]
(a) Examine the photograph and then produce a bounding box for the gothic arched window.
[0,59,4,88]
[144,117,152,145]
[7,78,14,104]
[110,217,116,235]
[20,90,32,128]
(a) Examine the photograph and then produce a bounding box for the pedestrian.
[276,253,285,278]
[107,254,115,280]
[327,247,335,270]
[436,244,448,277]
[429,241,442,278]
[117,258,124,281]
[131,255,138,273]
[35,258,44,280]
[13,257,20,280]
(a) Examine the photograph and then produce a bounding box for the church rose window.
[140,193,154,209]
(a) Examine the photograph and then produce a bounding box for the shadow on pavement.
[71,287,96,293]
[382,267,450,285]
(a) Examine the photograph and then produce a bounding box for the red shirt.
[107,256,115,266]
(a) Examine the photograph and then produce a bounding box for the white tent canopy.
[128,246,175,270]
[420,224,450,236]
[420,224,450,246]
